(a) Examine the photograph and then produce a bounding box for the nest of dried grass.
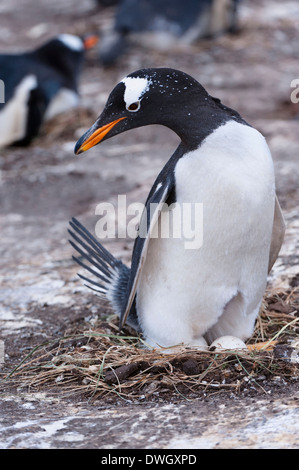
[3,287,299,401]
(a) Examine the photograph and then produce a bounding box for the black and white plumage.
[69,67,285,349]
[99,0,239,65]
[0,34,93,148]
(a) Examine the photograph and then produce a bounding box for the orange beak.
[75,117,127,154]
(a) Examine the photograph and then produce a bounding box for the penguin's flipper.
[119,173,175,329]
[268,195,286,273]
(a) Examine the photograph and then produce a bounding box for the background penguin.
[99,0,240,65]
[69,67,285,349]
[0,33,97,148]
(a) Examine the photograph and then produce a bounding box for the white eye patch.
[121,76,151,111]
[58,34,84,51]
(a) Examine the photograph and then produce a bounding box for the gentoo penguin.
[0,34,97,148]
[69,68,285,349]
[99,0,239,65]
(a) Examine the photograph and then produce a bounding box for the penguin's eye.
[127,101,140,112]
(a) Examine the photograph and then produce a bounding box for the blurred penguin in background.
[96,0,120,5]
[99,0,240,65]
[0,33,97,148]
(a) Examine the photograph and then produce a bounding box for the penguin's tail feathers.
[68,217,134,327]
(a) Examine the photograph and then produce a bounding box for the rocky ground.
[0,0,298,449]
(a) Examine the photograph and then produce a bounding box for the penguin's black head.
[75,68,217,154]
[35,34,98,90]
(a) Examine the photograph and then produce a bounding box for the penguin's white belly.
[136,121,276,347]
